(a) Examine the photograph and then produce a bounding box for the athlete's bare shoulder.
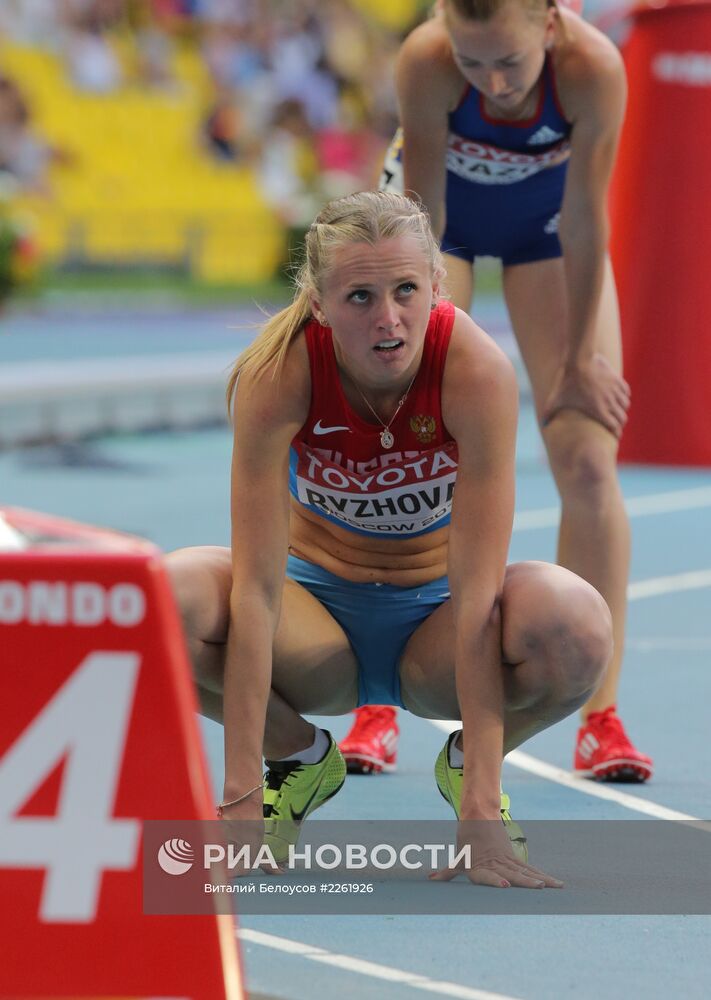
[397,14,465,113]
[448,306,515,379]
[442,306,517,438]
[556,8,624,68]
[400,15,449,61]
[235,327,311,438]
[553,10,626,121]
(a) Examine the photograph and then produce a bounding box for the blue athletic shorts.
[441,162,566,266]
[286,554,450,708]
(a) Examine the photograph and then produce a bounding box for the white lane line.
[239,928,522,1000]
[628,568,711,600]
[428,719,709,825]
[627,637,711,651]
[513,506,562,531]
[513,483,711,532]
[503,751,709,831]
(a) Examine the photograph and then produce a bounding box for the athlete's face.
[445,1,554,111]
[311,235,438,391]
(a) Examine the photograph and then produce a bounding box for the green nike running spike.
[434,730,528,863]
[263,731,347,864]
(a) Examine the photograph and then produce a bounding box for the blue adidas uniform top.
[381,55,573,265]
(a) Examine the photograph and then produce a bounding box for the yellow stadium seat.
[1,40,281,283]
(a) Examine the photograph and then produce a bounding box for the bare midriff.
[288,499,448,587]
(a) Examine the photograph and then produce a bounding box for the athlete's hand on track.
[219,799,283,876]
[542,354,631,437]
[429,820,563,889]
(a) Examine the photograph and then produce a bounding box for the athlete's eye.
[348,289,369,304]
[398,282,417,295]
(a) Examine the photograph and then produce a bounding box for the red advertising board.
[0,508,244,999]
[610,1,711,465]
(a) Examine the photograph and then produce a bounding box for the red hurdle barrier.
[0,508,245,1000]
[610,0,711,465]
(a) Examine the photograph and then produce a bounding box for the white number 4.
[0,652,141,922]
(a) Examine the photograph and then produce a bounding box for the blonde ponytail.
[226,286,312,414]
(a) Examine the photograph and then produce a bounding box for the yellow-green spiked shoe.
[434,730,528,862]
[263,731,346,864]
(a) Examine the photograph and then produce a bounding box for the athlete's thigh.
[168,545,358,714]
[502,255,622,420]
[443,252,475,313]
[166,545,233,647]
[272,576,359,715]
[398,597,458,719]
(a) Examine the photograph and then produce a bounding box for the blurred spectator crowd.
[0,0,427,238]
[0,0,622,288]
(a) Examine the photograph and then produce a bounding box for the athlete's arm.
[437,314,563,888]
[222,340,310,809]
[441,309,518,821]
[396,21,460,237]
[544,30,630,435]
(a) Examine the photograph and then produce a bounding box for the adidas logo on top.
[527,125,564,146]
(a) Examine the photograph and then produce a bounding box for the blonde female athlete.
[167,190,612,886]
[344,0,652,783]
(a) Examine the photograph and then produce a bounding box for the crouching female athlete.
[167,190,612,888]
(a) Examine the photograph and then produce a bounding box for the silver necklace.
[352,371,417,449]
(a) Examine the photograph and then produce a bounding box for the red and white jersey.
[289,301,458,538]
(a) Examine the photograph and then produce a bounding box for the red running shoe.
[574,706,653,782]
[339,706,399,774]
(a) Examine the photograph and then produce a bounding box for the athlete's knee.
[165,547,231,692]
[165,546,231,639]
[549,579,611,701]
[165,546,206,623]
[519,569,612,701]
[545,422,619,502]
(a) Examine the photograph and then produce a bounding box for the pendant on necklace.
[380,429,394,449]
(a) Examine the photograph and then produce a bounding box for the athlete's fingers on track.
[517,866,564,888]
[429,860,562,889]
[492,859,563,889]
[429,865,510,887]
[497,870,546,888]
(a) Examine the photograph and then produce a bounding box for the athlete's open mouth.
[374,339,404,352]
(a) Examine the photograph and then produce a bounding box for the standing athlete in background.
[341,0,652,783]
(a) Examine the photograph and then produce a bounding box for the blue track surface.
[2,306,710,999]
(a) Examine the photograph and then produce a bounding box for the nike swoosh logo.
[289,785,322,823]
[313,419,350,436]
[288,768,347,823]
